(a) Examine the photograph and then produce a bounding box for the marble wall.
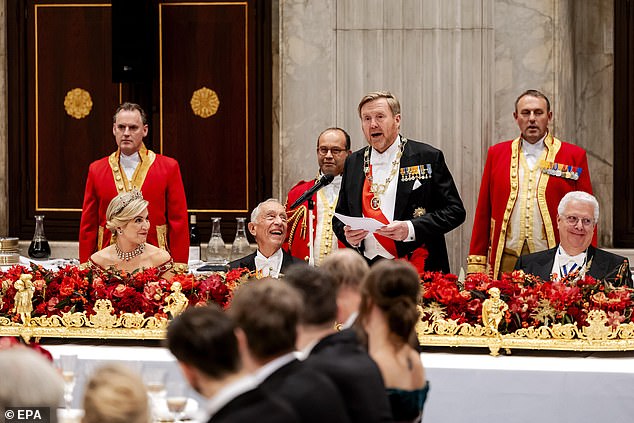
[277,0,494,272]
[276,0,616,272]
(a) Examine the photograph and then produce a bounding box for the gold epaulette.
[467,255,488,274]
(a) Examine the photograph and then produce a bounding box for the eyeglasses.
[317,147,347,156]
[562,215,595,227]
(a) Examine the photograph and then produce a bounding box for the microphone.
[290,173,335,209]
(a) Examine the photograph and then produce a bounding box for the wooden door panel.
[32,4,119,212]
[160,2,253,213]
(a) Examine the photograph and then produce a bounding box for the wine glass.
[58,354,77,410]
[142,367,167,418]
[166,383,188,422]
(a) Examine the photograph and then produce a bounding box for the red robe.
[284,179,344,262]
[79,146,189,264]
[468,135,594,279]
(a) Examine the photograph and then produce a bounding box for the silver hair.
[0,348,64,415]
[557,191,599,222]
[250,198,283,222]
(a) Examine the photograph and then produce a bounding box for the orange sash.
[362,165,398,257]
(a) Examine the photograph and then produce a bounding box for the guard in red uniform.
[284,128,351,264]
[79,103,189,264]
[468,90,594,279]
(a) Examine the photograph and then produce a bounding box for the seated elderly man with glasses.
[515,191,632,287]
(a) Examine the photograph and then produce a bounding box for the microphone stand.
[308,199,315,266]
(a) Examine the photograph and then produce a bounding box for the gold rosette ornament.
[190,87,220,118]
[64,88,93,119]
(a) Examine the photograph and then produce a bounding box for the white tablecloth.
[421,349,634,423]
[45,343,634,422]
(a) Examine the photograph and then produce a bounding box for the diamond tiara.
[113,189,145,215]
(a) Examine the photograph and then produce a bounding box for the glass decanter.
[230,217,252,261]
[206,217,227,265]
[28,215,51,260]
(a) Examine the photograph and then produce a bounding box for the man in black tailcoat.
[333,91,465,272]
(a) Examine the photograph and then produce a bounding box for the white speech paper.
[333,213,387,233]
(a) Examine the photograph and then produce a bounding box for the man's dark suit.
[227,249,304,273]
[515,245,632,287]
[259,358,351,423]
[304,328,393,423]
[333,137,466,273]
[208,386,299,423]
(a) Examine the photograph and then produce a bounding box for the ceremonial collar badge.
[539,160,582,180]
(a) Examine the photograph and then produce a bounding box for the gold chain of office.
[363,138,407,210]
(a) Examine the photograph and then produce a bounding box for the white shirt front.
[521,135,546,169]
[363,136,415,259]
[119,151,141,180]
[254,248,283,278]
[551,245,588,280]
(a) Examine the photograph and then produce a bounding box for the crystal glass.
[166,383,188,422]
[58,354,77,410]
[206,217,227,265]
[230,217,252,261]
[142,367,167,419]
[28,215,51,260]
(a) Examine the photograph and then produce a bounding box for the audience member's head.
[248,199,288,257]
[556,191,598,256]
[0,347,64,420]
[320,249,369,324]
[229,279,303,368]
[359,260,421,347]
[166,305,241,397]
[82,364,150,423]
[284,265,338,328]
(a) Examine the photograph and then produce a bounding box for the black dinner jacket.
[515,245,632,287]
[259,358,351,423]
[227,249,304,273]
[333,137,466,273]
[304,328,393,423]
[208,386,299,423]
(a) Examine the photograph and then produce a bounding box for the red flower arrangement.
[0,263,251,322]
[420,270,634,333]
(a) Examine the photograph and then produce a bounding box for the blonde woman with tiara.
[88,189,175,279]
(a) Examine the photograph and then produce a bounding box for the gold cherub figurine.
[164,281,188,318]
[12,274,35,325]
[481,287,508,333]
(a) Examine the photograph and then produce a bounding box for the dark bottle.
[188,214,200,262]
[28,215,51,260]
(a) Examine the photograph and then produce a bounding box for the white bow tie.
[558,250,586,275]
[255,254,280,277]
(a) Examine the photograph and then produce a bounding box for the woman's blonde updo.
[105,190,149,239]
[82,364,150,423]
